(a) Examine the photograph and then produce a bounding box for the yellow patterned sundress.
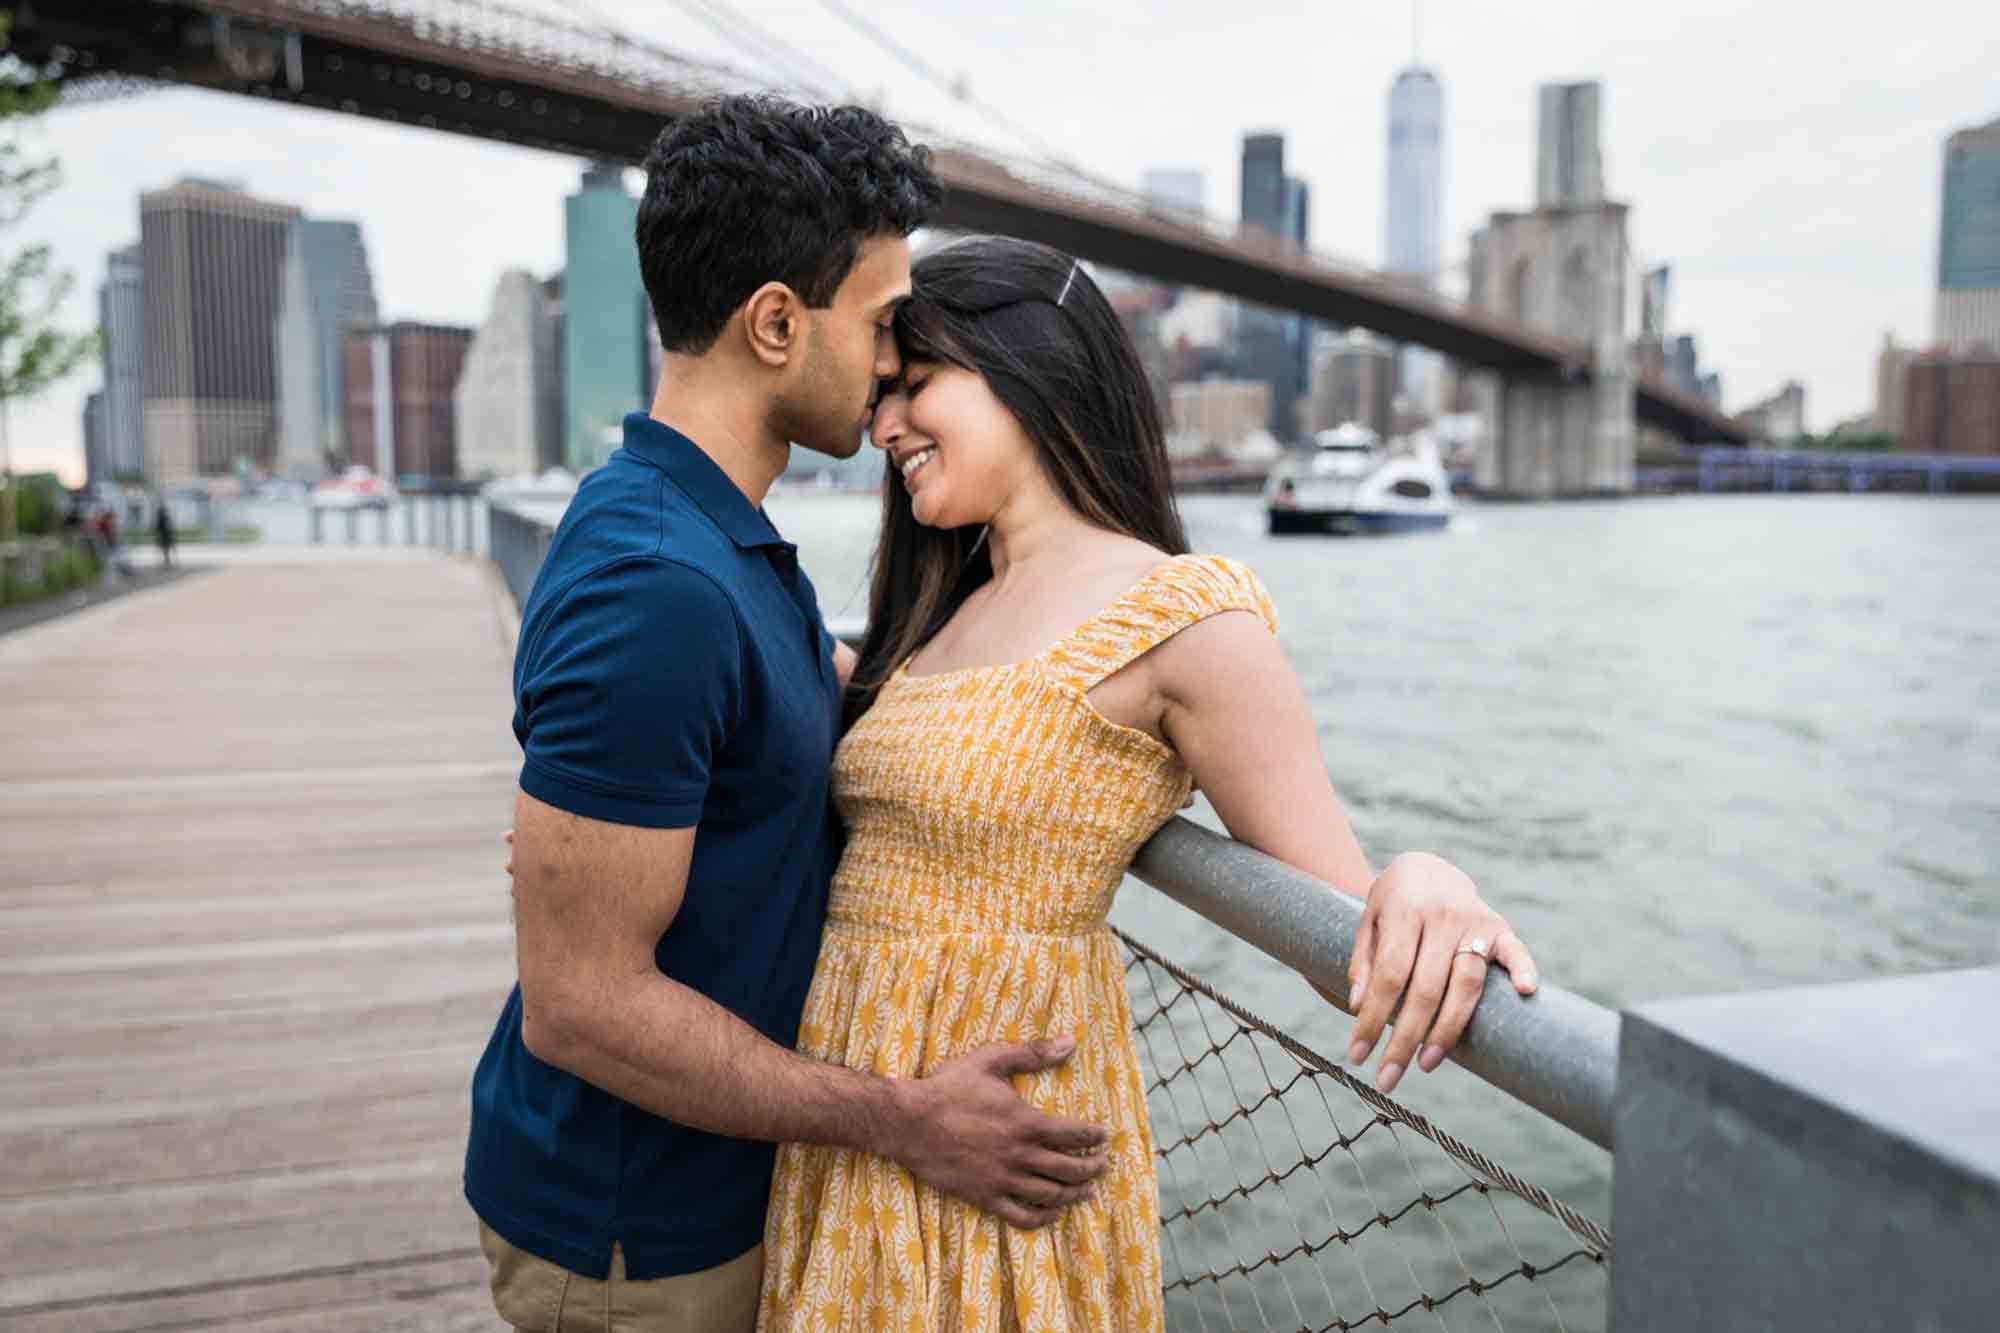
[758,554,1277,1333]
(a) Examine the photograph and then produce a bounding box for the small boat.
[1264,423,1454,535]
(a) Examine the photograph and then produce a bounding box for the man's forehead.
[842,233,912,306]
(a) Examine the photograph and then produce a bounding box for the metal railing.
[1132,819,1619,1151]
[302,490,491,551]
[1120,928,1610,1330]
[1119,825,1615,1329]
[488,498,556,607]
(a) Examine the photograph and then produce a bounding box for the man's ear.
[743,282,803,368]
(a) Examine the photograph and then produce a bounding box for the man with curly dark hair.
[464,96,1108,1330]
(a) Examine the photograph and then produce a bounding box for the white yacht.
[1264,423,1454,535]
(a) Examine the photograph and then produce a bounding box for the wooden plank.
[0,556,521,1327]
[2,1250,492,1333]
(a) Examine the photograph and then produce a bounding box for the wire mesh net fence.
[1117,928,1611,1332]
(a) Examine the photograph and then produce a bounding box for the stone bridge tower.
[1466,83,1636,497]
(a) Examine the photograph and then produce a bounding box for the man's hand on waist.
[871,1036,1109,1231]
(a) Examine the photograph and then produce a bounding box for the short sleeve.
[515,558,743,828]
[1042,553,1277,692]
[1162,554,1278,636]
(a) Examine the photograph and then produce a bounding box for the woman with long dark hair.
[758,236,1539,1330]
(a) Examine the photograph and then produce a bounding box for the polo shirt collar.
[620,412,790,550]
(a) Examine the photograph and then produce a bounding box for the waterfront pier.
[0,550,515,1330]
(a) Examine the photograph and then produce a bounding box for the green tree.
[0,15,94,541]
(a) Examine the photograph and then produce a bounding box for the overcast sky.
[10,0,1997,481]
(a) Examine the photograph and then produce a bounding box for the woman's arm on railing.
[1147,609,1539,1098]
[1130,818,1618,1150]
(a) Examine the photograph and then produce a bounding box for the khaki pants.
[478,1219,763,1333]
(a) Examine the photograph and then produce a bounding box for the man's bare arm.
[511,790,1107,1228]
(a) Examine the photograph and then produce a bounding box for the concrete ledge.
[1612,966,2000,1331]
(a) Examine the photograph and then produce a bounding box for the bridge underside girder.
[13,0,676,161]
[1634,375,1742,443]
[16,0,1745,446]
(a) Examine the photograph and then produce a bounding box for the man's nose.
[875,329,901,379]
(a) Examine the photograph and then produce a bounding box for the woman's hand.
[1340,852,1537,1094]
[502,829,515,877]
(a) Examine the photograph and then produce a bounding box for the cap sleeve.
[1042,553,1278,693]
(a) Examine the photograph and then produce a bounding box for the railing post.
[1612,967,2000,1330]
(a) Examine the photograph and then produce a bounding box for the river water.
[764,488,1999,1329]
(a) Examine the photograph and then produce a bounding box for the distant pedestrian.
[90,509,114,570]
[98,509,133,577]
[154,501,176,568]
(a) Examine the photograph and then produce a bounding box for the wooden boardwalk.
[0,551,522,1330]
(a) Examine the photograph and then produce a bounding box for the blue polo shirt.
[465,413,842,1280]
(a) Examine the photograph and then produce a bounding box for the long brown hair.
[845,236,1188,726]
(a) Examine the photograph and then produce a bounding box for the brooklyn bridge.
[15,0,1748,498]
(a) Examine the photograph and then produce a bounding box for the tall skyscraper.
[1240,134,1287,240]
[1935,115,2000,355]
[1238,133,1309,440]
[1283,177,1311,257]
[83,391,106,483]
[95,243,145,481]
[343,322,474,479]
[274,218,378,476]
[456,269,564,479]
[564,162,648,472]
[1639,265,1671,343]
[1668,335,1701,396]
[139,179,298,480]
[1385,69,1442,280]
[1282,177,1314,422]
[1536,82,1604,208]
[1386,66,1444,412]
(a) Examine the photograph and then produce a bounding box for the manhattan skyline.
[11,0,1998,480]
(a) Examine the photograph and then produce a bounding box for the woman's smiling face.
[871,359,1044,530]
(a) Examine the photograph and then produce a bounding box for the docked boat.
[1264,423,1454,535]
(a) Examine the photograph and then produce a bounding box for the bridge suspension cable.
[621,0,857,104]
[807,0,1083,176]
